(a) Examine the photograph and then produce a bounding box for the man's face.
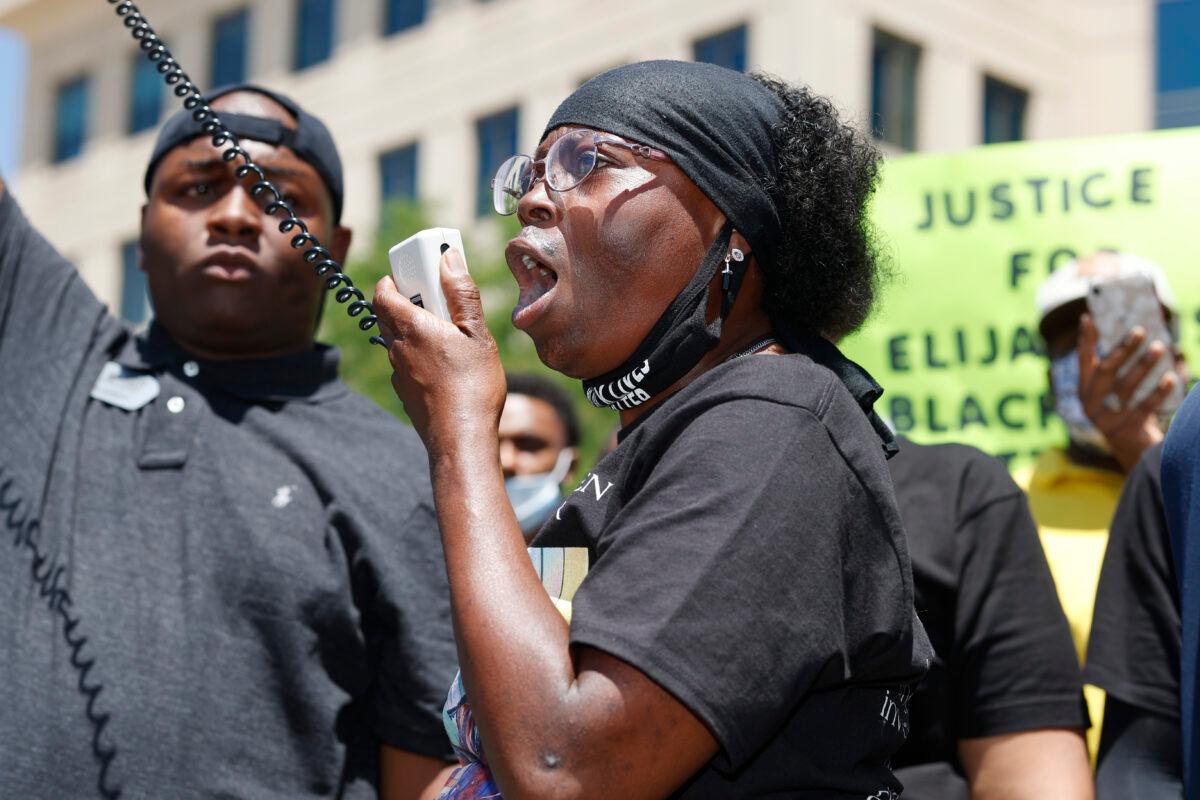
[498,393,569,480]
[139,92,350,359]
[504,125,726,378]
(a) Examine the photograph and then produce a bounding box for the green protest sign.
[841,128,1200,467]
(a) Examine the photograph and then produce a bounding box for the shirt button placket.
[138,374,200,470]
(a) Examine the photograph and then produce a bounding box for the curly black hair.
[751,73,887,340]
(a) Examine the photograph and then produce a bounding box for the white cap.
[1035,251,1178,321]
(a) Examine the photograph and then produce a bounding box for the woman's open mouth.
[508,246,560,330]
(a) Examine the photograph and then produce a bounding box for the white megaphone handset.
[387,228,467,323]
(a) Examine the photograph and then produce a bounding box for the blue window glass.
[211,9,250,88]
[120,241,150,325]
[476,107,518,217]
[693,25,748,72]
[294,0,336,71]
[871,29,919,150]
[983,76,1027,144]
[128,52,162,134]
[380,143,419,204]
[384,0,426,35]
[54,75,89,162]
[1156,0,1200,128]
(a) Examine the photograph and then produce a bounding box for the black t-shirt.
[1085,442,1181,720]
[535,354,932,799]
[0,189,457,797]
[886,439,1088,797]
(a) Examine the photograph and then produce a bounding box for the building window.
[693,25,747,72]
[871,30,920,151]
[1155,0,1200,129]
[384,0,426,35]
[294,0,336,71]
[120,241,150,325]
[211,9,250,88]
[128,52,162,135]
[54,75,90,163]
[476,107,518,217]
[380,143,419,205]
[983,76,1028,144]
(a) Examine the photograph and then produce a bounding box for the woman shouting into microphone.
[373,61,931,799]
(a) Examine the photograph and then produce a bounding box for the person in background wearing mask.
[500,373,580,538]
[1014,251,1186,757]
[500,373,589,672]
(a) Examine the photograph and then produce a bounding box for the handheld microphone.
[387,228,467,323]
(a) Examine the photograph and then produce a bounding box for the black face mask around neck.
[582,223,745,412]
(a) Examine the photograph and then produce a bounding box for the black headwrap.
[143,83,345,223]
[546,60,785,265]
[547,60,896,456]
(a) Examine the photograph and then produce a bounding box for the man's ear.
[332,224,352,266]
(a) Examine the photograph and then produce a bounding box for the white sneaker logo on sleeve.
[271,485,298,509]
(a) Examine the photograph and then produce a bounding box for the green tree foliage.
[318,200,617,470]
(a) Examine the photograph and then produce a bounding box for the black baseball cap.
[143,83,345,223]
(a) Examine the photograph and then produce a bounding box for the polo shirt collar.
[115,322,347,404]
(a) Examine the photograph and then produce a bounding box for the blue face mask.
[1049,349,1112,455]
[505,448,575,537]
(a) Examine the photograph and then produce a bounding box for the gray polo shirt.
[0,190,457,798]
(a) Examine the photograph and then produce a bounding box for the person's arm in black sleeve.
[1085,442,1184,797]
[949,451,1092,799]
[353,493,460,797]
[0,173,110,385]
[361,497,459,758]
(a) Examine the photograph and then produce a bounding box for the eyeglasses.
[490,128,670,216]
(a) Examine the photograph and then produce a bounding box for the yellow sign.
[841,128,1200,466]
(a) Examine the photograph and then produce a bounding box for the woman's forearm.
[428,432,580,792]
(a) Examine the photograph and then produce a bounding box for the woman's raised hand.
[373,248,507,455]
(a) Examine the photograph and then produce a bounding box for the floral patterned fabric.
[437,672,501,799]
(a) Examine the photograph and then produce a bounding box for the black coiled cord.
[107,0,386,346]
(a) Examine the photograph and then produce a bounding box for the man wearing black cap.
[0,86,457,798]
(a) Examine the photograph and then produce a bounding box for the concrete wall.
[0,0,1155,312]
